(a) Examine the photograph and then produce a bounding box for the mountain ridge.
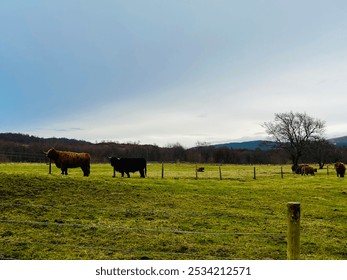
[2,132,347,150]
[213,136,347,150]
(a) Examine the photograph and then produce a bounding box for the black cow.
[109,157,147,178]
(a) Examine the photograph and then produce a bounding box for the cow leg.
[126,172,130,178]
[113,168,116,178]
[82,167,89,177]
[140,170,145,178]
[121,172,124,177]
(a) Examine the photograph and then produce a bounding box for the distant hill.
[0,132,91,146]
[213,136,347,150]
[213,140,275,151]
[2,132,347,164]
[328,136,347,147]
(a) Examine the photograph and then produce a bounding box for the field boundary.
[1,201,297,260]
[0,153,336,180]
[0,218,285,236]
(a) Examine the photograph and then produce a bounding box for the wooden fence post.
[48,159,52,174]
[253,166,256,180]
[195,164,198,180]
[219,166,222,180]
[287,202,301,260]
[161,163,164,179]
[281,166,283,179]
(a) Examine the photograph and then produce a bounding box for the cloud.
[3,1,347,147]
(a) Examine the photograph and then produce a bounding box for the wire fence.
[0,151,46,163]
[0,201,287,260]
[0,151,336,180]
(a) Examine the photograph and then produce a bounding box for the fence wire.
[0,201,286,260]
[0,218,285,237]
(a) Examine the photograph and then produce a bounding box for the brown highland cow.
[301,166,317,176]
[292,164,310,174]
[334,162,346,178]
[45,148,90,176]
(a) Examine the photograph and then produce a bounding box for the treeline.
[1,133,347,165]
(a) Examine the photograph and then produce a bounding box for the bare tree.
[262,112,326,167]
[303,139,337,169]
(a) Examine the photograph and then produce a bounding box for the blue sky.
[1,0,347,147]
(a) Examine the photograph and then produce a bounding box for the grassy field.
[0,162,346,260]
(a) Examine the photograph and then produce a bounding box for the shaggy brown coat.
[45,148,90,176]
[301,166,317,176]
[334,162,346,178]
[292,164,310,174]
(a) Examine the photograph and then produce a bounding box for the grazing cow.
[292,164,309,174]
[301,166,317,176]
[109,157,147,178]
[45,148,90,176]
[196,167,205,172]
[334,162,346,178]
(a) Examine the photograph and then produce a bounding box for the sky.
[1,0,347,147]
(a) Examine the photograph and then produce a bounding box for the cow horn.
[44,147,55,155]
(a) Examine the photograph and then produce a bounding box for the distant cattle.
[196,167,205,172]
[301,166,317,176]
[292,164,310,174]
[109,157,147,178]
[45,148,90,176]
[334,162,346,177]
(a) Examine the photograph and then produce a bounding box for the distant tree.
[262,112,326,166]
[303,139,337,169]
[165,143,186,162]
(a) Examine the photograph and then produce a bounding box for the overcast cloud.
[1,0,347,147]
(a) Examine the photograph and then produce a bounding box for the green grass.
[0,163,346,260]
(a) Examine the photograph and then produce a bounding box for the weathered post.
[48,159,52,174]
[287,202,301,260]
[253,166,256,180]
[219,166,222,180]
[281,166,284,179]
[327,165,329,175]
[195,164,198,180]
[161,163,164,179]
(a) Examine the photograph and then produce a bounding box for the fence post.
[327,165,329,175]
[281,166,283,179]
[219,166,222,180]
[253,166,256,180]
[48,159,52,174]
[287,202,301,260]
[161,163,164,179]
[195,164,198,179]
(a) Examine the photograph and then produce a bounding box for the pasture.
[0,163,346,260]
